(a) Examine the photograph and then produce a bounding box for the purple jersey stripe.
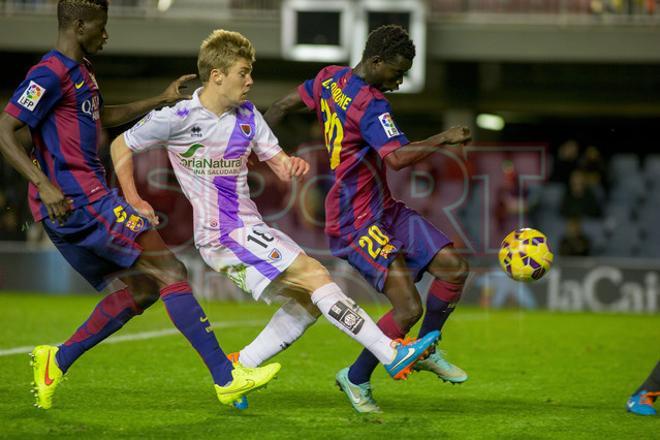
[213,103,279,280]
[337,165,359,237]
[213,102,255,234]
[220,235,282,281]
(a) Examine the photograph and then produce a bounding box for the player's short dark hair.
[57,0,108,29]
[362,25,415,62]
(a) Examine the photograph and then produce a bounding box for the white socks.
[239,299,318,368]
[310,283,395,365]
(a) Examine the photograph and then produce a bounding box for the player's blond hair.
[197,30,256,82]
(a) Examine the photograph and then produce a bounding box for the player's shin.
[414,279,468,383]
[160,281,234,385]
[417,279,463,338]
[239,299,317,367]
[310,283,395,365]
[56,288,143,373]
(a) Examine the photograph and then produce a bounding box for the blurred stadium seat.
[602,224,641,257]
[608,153,640,181]
[540,182,565,211]
[643,154,660,182]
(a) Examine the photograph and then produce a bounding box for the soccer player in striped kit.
[111,29,440,410]
[265,24,473,413]
[0,0,280,410]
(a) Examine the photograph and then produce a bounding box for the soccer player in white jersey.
[110,29,439,411]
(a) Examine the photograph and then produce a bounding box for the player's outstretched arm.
[0,112,71,223]
[385,126,472,171]
[101,74,197,128]
[110,135,159,225]
[264,88,307,128]
[265,151,310,182]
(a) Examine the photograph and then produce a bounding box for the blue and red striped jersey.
[298,65,409,237]
[4,50,108,221]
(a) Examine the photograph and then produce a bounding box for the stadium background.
[2,0,659,314]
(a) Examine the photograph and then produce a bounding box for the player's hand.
[130,198,159,226]
[441,126,472,146]
[38,181,71,225]
[160,74,197,105]
[289,156,310,178]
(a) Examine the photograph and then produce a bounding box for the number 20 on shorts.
[359,225,395,259]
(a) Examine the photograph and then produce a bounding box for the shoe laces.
[641,391,660,405]
[227,352,240,365]
[392,336,416,346]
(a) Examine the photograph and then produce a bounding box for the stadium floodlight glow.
[157,0,173,12]
[476,114,505,131]
[282,0,354,62]
[350,0,427,93]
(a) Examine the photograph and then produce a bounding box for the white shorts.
[199,223,304,303]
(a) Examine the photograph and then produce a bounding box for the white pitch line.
[0,319,266,357]
[0,312,491,357]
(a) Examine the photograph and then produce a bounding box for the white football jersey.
[124,89,282,247]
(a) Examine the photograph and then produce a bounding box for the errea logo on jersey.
[17,81,45,111]
[177,143,242,176]
[378,112,400,138]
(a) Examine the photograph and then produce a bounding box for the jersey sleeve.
[360,99,409,159]
[3,66,63,129]
[297,78,317,111]
[123,108,172,152]
[252,108,283,161]
[297,66,343,112]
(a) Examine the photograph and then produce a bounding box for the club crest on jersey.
[378,112,400,138]
[17,81,45,111]
[380,243,397,259]
[240,123,252,137]
[269,249,282,262]
[126,214,145,232]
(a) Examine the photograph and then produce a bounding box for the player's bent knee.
[290,254,332,290]
[149,257,189,288]
[452,256,469,284]
[431,248,469,284]
[131,290,159,309]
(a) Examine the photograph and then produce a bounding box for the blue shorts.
[328,202,452,293]
[43,190,150,291]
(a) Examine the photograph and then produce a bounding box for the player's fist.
[160,74,198,104]
[130,198,159,226]
[289,156,310,178]
[441,126,472,146]
[38,181,71,225]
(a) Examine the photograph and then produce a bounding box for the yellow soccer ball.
[498,228,554,282]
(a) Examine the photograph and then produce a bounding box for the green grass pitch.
[0,292,658,439]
